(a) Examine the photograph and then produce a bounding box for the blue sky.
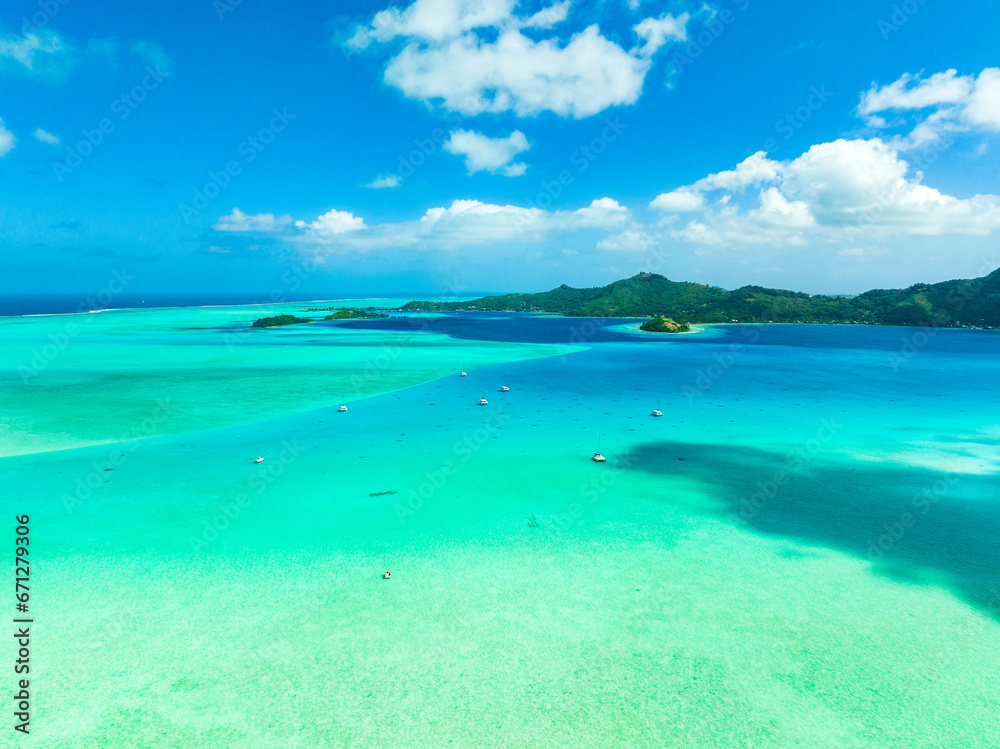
[1,0,999,297]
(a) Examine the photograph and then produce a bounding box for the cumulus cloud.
[365,174,401,188]
[213,208,294,233]
[652,139,1000,247]
[294,209,367,243]
[443,129,530,175]
[859,67,1000,147]
[213,197,630,255]
[649,188,704,212]
[345,0,693,118]
[33,127,59,145]
[0,119,15,157]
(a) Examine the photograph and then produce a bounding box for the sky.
[1,0,999,298]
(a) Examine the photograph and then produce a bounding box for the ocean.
[2,300,998,747]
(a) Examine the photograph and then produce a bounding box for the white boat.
[460,371,467,377]
[652,396,662,417]
[592,436,606,462]
[479,397,488,405]
[254,457,264,463]
[339,405,347,412]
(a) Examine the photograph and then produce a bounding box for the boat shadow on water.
[628,440,1000,623]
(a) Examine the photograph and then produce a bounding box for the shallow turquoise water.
[2,307,999,747]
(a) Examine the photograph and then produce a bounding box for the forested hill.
[399,270,1000,328]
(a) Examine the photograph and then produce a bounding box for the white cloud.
[523,1,571,29]
[650,188,704,212]
[443,129,530,176]
[33,127,59,145]
[0,118,14,157]
[693,151,782,192]
[655,138,1000,247]
[294,209,367,243]
[965,68,1000,130]
[384,26,650,118]
[571,197,629,228]
[859,69,973,115]
[213,208,294,233]
[633,12,688,56]
[859,67,1000,147]
[346,0,518,48]
[347,1,693,118]
[213,197,631,255]
[365,174,401,188]
[0,29,65,70]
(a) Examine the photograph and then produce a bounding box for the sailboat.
[339,393,348,412]
[652,396,663,417]
[479,393,488,405]
[460,361,467,377]
[500,375,509,392]
[254,456,264,463]
[592,435,606,462]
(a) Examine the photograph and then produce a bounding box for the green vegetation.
[323,309,390,320]
[640,316,690,333]
[252,315,313,328]
[400,270,1000,329]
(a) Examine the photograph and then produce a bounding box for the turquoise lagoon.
[2,302,999,747]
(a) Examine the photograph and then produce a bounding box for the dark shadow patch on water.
[627,440,1000,621]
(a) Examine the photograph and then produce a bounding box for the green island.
[252,314,313,328]
[322,309,390,320]
[639,316,690,333]
[400,269,1000,329]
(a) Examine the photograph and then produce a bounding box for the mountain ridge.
[399,270,1000,328]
